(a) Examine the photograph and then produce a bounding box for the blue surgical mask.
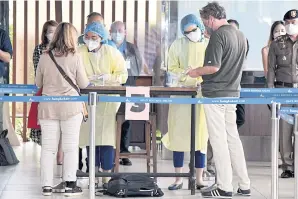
[111,33,125,43]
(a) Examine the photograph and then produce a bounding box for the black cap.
[284,9,298,21]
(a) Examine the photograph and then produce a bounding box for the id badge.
[126,60,131,69]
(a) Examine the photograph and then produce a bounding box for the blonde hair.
[48,22,78,56]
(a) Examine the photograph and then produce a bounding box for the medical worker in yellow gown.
[162,14,209,190]
[79,22,128,187]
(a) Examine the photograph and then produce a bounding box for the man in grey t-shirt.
[187,2,250,198]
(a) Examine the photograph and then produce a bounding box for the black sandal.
[196,184,207,190]
[168,183,183,190]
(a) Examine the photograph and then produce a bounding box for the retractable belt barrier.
[2,84,298,199]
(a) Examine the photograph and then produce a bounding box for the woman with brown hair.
[36,22,89,197]
[262,21,286,77]
[30,20,61,149]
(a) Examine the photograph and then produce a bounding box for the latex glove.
[88,74,103,81]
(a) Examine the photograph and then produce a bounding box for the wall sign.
[125,87,150,121]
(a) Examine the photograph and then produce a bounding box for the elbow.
[123,74,128,84]
[3,55,11,63]
[210,67,219,74]
[35,77,42,88]
[36,80,42,87]
[36,82,42,88]
[80,83,89,89]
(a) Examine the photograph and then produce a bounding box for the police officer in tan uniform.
[267,9,298,178]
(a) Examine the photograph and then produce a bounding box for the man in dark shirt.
[187,2,250,198]
[0,28,12,133]
[227,19,247,128]
[207,19,248,175]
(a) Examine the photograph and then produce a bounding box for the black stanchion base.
[188,177,196,195]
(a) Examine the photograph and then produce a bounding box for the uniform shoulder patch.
[276,35,289,43]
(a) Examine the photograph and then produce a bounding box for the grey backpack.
[0,130,19,166]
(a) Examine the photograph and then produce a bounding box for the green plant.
[9,24,13,44]
[14,117,30,141]
[14,117,22,137]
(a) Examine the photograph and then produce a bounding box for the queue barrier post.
[88,92,97,199]
[5,85,298,198]
[294,114,298,199]
[271,102,280,199]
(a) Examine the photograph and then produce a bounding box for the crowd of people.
[0,1,297,198]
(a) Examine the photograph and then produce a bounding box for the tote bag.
[0,130,19,166]
[27,87,42,129]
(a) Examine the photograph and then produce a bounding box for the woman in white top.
[262,21,286,77]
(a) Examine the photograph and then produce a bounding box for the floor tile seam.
[1,169,14,196]
[251,185,268,199]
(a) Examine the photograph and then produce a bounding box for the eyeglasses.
[184,27,198,35]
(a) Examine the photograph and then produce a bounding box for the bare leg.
[196,168,205,185]
[173,167,183,184]
[102,170,111,185]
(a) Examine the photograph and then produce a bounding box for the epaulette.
[275,35,289,43]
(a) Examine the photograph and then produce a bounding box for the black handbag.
[0,130,19,166]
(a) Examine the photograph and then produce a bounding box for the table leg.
[145,121,151,173]
[188,96,196,195]
[151,115,157,182]
[115,117,123,173]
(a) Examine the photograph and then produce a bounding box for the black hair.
[87,12,103,22]
[227,19,239,28]
[268,20,285,44]
[199,2,226,20]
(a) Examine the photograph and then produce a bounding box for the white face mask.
[186,29,202,42]
[273,31,286,39]
[46,33,54,42]
[286,24,298,35]
[84,38,100,51]
[111,33,125,43]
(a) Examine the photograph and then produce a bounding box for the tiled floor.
[0,142,296,199]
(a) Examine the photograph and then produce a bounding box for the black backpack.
[0,130,19,166]
[103,174,164,197]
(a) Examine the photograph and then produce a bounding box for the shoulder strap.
[48,51,81,95]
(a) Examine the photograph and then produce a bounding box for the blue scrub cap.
[180,14,205,35]
[84,22,108,41]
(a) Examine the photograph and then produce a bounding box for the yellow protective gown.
[79,45,128,147]
[162,37,209,153]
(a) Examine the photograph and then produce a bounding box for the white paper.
[125,87,150,121]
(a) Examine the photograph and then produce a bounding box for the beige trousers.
[204,104,250,192]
